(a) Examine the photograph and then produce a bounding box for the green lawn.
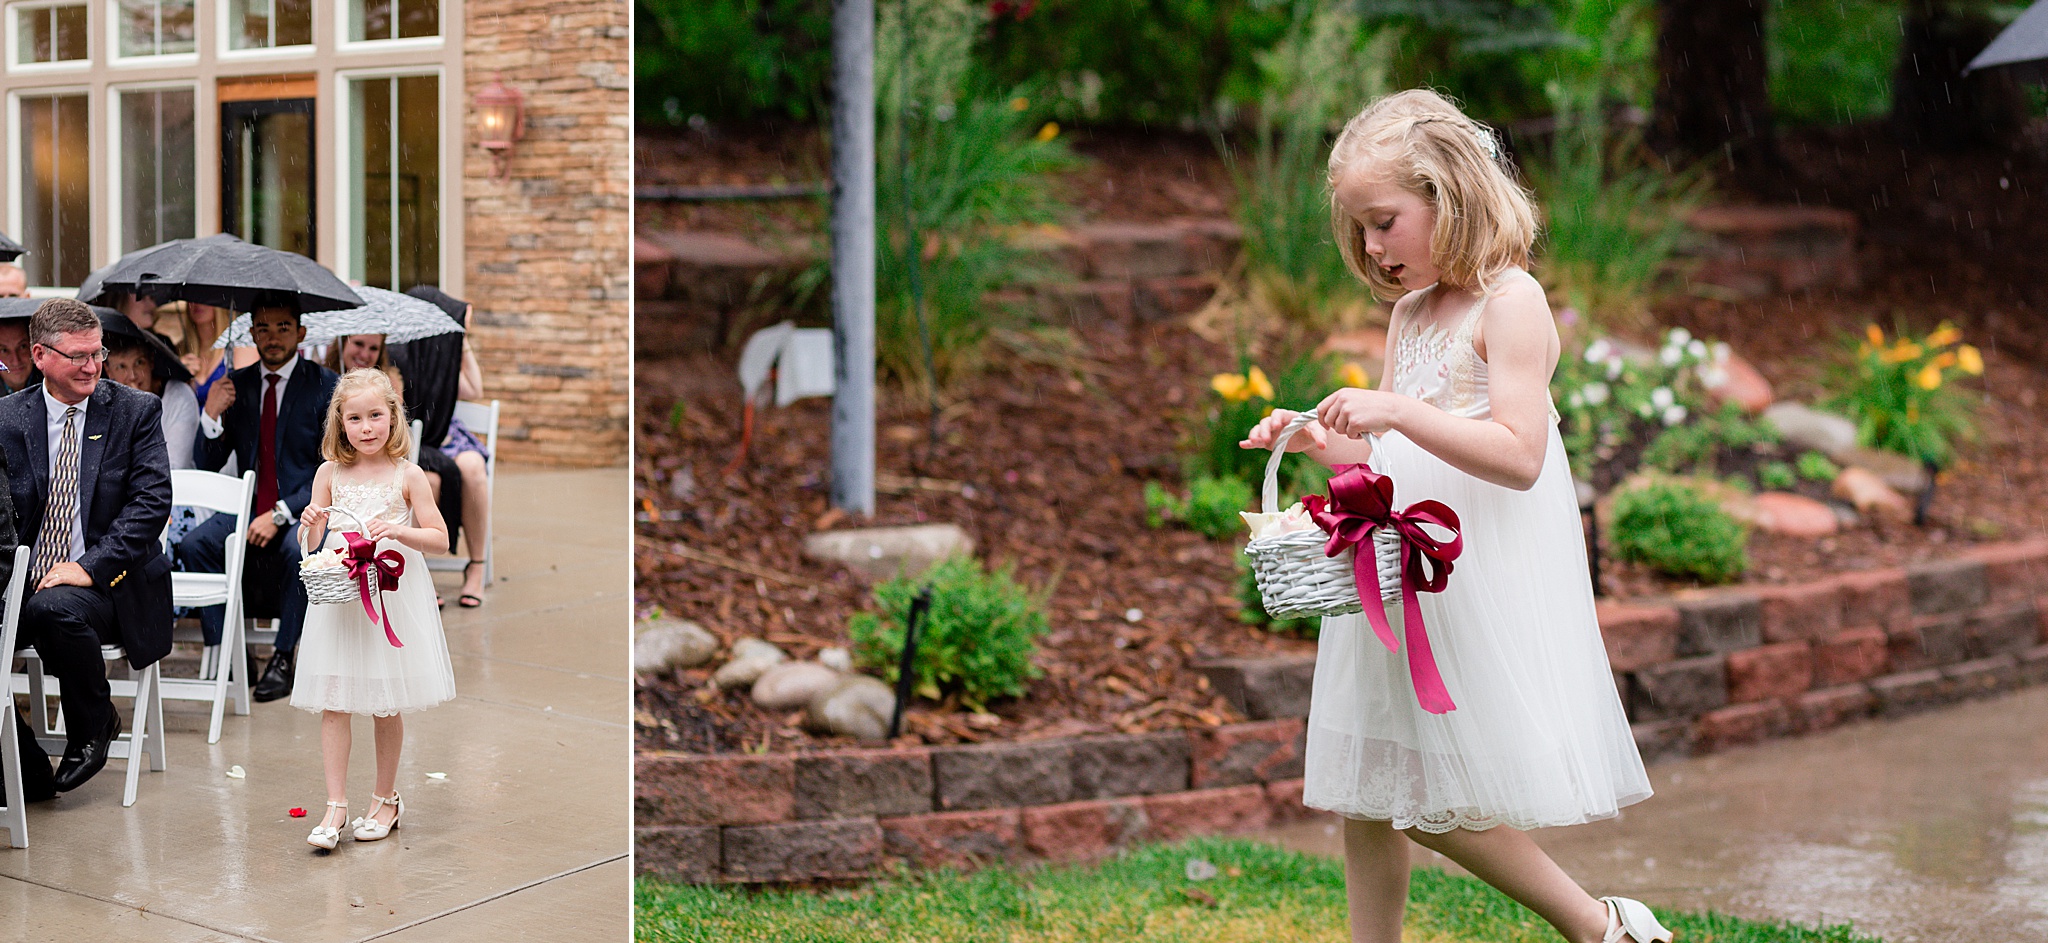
[635,837,1882,942]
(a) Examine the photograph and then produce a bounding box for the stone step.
[1681,205,1859,299]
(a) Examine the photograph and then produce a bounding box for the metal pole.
[888,587,932,740]
[830,0,876,516]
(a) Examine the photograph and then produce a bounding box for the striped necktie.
[31,406,79,582]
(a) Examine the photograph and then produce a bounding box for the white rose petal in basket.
[300,505,375,605]
[1243,411,1403,620]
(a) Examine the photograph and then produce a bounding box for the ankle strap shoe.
[1599,896,1674,943]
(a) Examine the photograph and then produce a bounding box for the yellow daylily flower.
[1879,341,1924,364]
[1211,372,1252,402]
[1036,121,1060,142]
[1930,351,1958,370]
[1915,363,1943,390]
[1246,365,1274,400]
[1958,344,1984,375]
[1010,96,1030,112]
[1339,362,1370,388]
[1866,324,1885,347]
[1926,324,1961,348]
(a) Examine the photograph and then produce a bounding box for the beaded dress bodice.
[1389,272,1558,423]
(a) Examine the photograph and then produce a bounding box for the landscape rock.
[713,638,788,689]
[817,647,854,672]
[805,675,898,743]
[1702,353,1773,414]
[634,618,719,674]
[1831,467,1914,521]
[1763,403,1858,458]
[1748,491,1838,537]
[1833,446,1929,495]
[1318,328,1387,363]
[802,523,975,581]
[752,662,844,711]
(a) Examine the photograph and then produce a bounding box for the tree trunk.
[1650,0,1778,171]
[1892,0,2027,152]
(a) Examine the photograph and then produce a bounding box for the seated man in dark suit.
[2,299,173,797]
[178,306,337,702]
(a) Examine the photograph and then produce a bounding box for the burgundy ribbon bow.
[1304,463,1463,714]
[340,530,406,648]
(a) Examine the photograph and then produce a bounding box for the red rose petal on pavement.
[289,807,308,817]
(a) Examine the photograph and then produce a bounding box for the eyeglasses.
[43,346,108,366]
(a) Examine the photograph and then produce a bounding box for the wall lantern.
[475,76,524,178]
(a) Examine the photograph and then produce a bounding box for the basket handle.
[1258,412,1381,513]
[303,505,368,561]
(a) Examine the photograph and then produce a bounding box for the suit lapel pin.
[88,435,102,440]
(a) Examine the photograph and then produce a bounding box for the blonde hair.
[1327,89,1537,300]
[321,368,413,464]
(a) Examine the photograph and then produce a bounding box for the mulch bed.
[634,120,2048,754]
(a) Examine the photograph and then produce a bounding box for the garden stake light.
[888,586,933,739]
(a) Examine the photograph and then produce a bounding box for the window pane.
[228,0,311,49]
[349,0,435,41]
[20,93,90,286]
[117,0,195,57]
[19,5,88,63]
[120,89,196,253]
[351,75,439,290]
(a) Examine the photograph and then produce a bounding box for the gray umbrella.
[214,286,465,349]
[81,233,362,313]
[1967,1,2048,81]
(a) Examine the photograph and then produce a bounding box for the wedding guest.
[102,317,200,471]
[395,287,492,608]
[0,317,32,395]
[180,302,257,403]
[0,264,26,298]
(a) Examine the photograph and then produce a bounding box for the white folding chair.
[19,634,167,808]
[425,400,498,584]
[164,470,255,743]
[0,546,34,846]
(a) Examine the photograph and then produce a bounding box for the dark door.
[221,97,315,258]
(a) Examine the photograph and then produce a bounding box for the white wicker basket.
[300,506,371,606]
[1244,412,1403,620]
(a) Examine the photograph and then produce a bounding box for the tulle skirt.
[291,542,456,716]
[1301,423,1651,832]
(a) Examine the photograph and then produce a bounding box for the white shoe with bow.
[1599,896,1674,943]
[352,792,404,841]
[307,801,348,850]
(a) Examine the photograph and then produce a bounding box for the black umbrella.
[0,232,24,264]
[1967,1,2048,81]
[0,298,44,320]
[82,233,362,313]
[97,309,192,383]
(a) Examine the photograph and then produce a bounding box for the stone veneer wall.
[462,0,630,465]
[635,539,2048,884]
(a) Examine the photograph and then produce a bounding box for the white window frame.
[105,79,195,256]
[105,0,196,66]
[334,0,438,52]
[216,0,313,60]
[332,65,446,292]
[7,85,94,289]
[8,1,92,72]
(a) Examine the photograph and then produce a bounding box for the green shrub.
[634,0,832,125]
[1797,450,1840,482]
[1142,480,1177,529]
[1610,480,1748,584]
[1758,461,1797,491]
[862,0,1077,393]
[1828,322,1983,468]
[1553,327,1724,484]
[1144,475,1255,540]
[1768,0,1901,126]
[849,555,1050,711]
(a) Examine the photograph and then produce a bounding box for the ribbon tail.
[1399,570,1456,714]
[1352,538,1399,654]
[381,601,404,649]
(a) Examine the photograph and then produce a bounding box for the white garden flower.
[1698,365,1729,388]
[1662,404,1689,426]
[1711,341,1731,363]
[1650,386,1675,409]
[1605,357,1624,380]
[1667,327,1692,346]
[1658,345,1682,366]
[1584,338,1614,363]
[1581,381,1610,405]
[1569,392,1585,408]
[1687,339,1707,359]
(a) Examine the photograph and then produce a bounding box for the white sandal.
[351,792,404,842]
[307,801,348,850]
[1599,897,1674,943]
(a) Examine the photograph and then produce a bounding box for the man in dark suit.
[2,299,173,797]
[178,305,337,702]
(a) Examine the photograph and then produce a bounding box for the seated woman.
[176,301,256,403]
[103,314,199,470]
[395,287,493,608]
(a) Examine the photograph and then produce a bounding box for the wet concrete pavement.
[3,466,630,942]
[1259,685,2048,943]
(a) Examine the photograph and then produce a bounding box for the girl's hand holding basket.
[1241,409,1329,453]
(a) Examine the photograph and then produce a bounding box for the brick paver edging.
[635,539,2048,884]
